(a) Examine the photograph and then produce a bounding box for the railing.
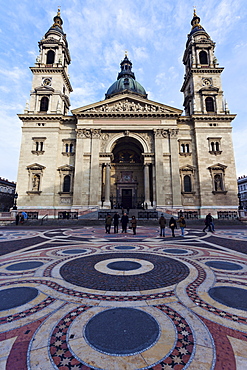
[217,211,238,220]
[178,211,199,219]
[138,211,158,219]
[27,212,38,219]
[58,212,78,219]
[41,214,48,225]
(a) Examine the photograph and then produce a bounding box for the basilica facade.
[16,9,238,218]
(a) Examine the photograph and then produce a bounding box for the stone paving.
[0,224,247,369]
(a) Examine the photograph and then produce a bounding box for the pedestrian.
[159,213,166,237]
[210,216,215,232]
[178,215,186,236]
[105,213,112,234]
[113,212,120,233]
[169,217,177,237]
[121,213,129,233]
[15,213,20,225]
[203,213,213,232]
[130,215,137,235]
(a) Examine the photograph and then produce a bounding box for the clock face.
[42,78,52,87]
[203,78,211,86]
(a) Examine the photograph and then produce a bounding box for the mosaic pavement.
[1,225,247,369]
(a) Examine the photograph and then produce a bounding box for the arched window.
[205,97,214,112]
[40,97,49,112]
[63,175,71,192]
[185,144,190,153]
[184,175,192,193]
[181,144,185,153]
[215,142,219,151]
[65,143,69,153]
[199,50,208,64]
[70,143,74,153]
[46,50,55,65]
[211,142,215,151]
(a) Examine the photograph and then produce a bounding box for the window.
[199,50,208,64]
[62,139,76,156]
[208,138,222,155]
[179,140,192,156]
[184,175,192,192]
[46,50,55,64]
[32,137,46,155]
[40,97,49,112]
[205,97,214,112]
[63,175,71,192]
[58,165,74,195]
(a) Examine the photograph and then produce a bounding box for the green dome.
[105,55,147,99]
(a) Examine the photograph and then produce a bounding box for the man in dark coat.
[105,213,112,234]
[121,213,129,233]
[203,213,213,232]
[113,212,120,233]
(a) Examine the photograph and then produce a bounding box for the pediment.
[26,163,46,170]
[208,163,227,171]
[57,165,74,171]
[180,165,195,172]
[72,94,182,118]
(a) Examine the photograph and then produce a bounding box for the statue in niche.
[214,174,222,191]
[32,174,40,191]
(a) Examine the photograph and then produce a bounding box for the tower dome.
[105,54,147,99]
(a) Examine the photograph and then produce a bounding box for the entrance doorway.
[122,189,132,209]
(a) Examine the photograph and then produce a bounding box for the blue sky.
[0,0,246,181]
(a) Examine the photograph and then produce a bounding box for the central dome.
[105,55,147,99]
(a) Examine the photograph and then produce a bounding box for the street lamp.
[13,192,18,210]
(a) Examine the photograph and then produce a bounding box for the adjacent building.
[16,9,238,218]
[0,178,16,212]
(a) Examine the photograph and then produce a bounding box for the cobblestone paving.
[0,224,247,369]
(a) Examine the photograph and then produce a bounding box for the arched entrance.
[110,137,144,209]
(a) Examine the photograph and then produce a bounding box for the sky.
[0,0,247,182]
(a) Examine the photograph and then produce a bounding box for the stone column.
[89,129,101,206]
[154,129,167,206]
[152,163,156,208]
[73,129,91,206]
[144,163,151,208]
[103,163,111,208]
[169,129,182,208]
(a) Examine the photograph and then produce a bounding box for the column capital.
[168,129,179,138]
[91,128,101,138]
[76,128,91,138]
[154,129,168,138]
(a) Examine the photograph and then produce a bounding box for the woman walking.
[130,215,137,235]
[178,215,186,237]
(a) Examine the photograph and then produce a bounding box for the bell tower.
[27,8,72,115]
[181,10,228,116]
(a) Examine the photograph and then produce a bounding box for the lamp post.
[13,192,18,210]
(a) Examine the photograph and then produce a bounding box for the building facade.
[238,176,247,211]
[0,178,16,212]
[16,9,238,218]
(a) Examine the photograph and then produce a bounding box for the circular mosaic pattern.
[205,261,243,270]
[0,287,39,310]
[84,308,160,356]
[107,261,142,271]
[60,253,190,291]
[61,249,87,255]
[209,286,247,311]
[6,261,44,271]
[164,249,188,254]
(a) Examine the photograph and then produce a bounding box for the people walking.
[178,215,186,236]
[130,215,137,235]
[113,212,120,233]
[15,213,20,225]
[121,213,129,233]
[105,213,112,234]
[169,217,177,237]
[203,213,213,232]
[159,213,166,237]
